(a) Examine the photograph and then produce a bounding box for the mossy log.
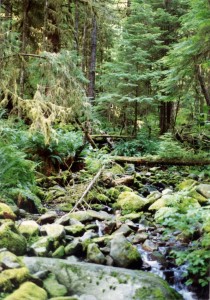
[112,156,210,166]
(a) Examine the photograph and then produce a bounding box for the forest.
[0,0,210,299]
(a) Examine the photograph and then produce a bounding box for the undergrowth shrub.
[112,133,158,156]
[157,205,210,287]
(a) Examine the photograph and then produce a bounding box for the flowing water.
[138,246,198,300]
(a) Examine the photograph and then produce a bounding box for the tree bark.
[112,156,210,166]
[159,101,175,135]
[87,14,97,101]
[196,64,210,118]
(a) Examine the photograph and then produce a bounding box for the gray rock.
[31,236,51,256]
[43,273,68,297]
[112,224,132,236]
[65,238,83,256]
[24,257,182,300]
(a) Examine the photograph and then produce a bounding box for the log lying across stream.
[112,156,210,166]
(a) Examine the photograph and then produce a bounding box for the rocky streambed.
[0,163,210,299]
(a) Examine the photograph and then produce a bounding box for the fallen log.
[112,156,210,166]
[113,175,134,186]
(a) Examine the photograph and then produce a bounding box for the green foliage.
[26,129,83,166]
[157,133,191,159]
[112,134,158,157]
[84,149,111,174]
[158,204,210,287]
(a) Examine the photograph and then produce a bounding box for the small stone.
[65,238,83,256]
[196,184,210,199]
[0,250,22,269]
[30,237,51,257]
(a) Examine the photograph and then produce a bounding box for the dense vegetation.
[0,0,209,298]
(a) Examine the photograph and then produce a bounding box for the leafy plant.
[157,133,192,159]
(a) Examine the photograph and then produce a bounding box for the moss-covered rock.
[117,192,148,212]
[187,189,208,204]
[18,220,39,239]
[118,212,143,222]
[196,184,210,199]
[0,251,23,269]
[0,223,27,255]
[87,243,106,264]
[0,203,16,220]
[41,224,65,240]
[148,197,168,211]
[64,224,85,236]
[133,285,182,300]
[4,281,47,300]
[30,236,51,257]
[0,267,29,292]
[43,273,68,297]
[110,234,142,268]
[177,179,197,191]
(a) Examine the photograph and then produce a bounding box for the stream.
[138,246,198,300]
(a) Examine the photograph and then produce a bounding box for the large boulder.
[23,257,182,300]
[0,267,29,292]
[0,223,27,255]
[117,192,148,212]
[110,234,142,268]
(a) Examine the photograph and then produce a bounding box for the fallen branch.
[113,175,134,186]
[71,165,105,212]
[75,118,98,149]
[112,156,210,166]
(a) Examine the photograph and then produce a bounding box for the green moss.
[0,203,16,220]
[0,267,29,292]
[5,281,47,300]
[0,223,27,255]
[133,286,182,300]
[117,191,147,212]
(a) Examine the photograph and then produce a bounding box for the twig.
[71,165,105,212]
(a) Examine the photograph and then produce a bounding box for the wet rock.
[142,239,158,252]
[0,222,27,255]
[110,233,142,268]
[138,224,147,233]
[43,273,68,297]
[86,243,106,264]
[117,191,148,212]
[102,220,116,235]
[0,203,16,220]
[38,211,58,224]
[196,184,210,199]
[4,281,47,300]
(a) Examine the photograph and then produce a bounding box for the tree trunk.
[74,0,79,56]
[196,64,210,118]
[112,156,210,166]
[159,101,174,135]
[87,14,97,101]
[19,0,30,97]
[42,0,48,51]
